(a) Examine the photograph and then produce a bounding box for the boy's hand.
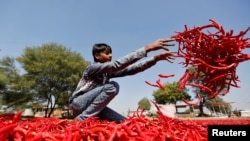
[145,38,175,53]
[154,51,177,63]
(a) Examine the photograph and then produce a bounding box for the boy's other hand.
[154,51,177,63]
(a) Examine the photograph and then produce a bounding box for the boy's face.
[95,50,112,63]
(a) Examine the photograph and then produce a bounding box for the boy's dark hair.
[92,43,112,62]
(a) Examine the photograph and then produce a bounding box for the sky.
[0,0,250,116]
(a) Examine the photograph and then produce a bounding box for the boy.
[69,38,176,123]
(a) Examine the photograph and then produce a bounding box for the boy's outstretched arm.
[145,38,175,53]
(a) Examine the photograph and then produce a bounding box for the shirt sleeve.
[86,47,147,78]
[110,57,157,78]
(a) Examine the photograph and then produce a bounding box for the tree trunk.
[198,97,207,117]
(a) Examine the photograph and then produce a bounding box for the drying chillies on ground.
[1,104,250,141]
[171,19,250,98]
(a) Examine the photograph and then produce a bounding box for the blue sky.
[1,0,250,115]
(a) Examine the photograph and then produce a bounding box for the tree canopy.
[0,56,31,110]
[1,43,89,117]
[153,81,191,105]
[138,97,151,110]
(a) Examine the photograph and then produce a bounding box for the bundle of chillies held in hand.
[172,19,250,99]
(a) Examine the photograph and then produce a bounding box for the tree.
[0,62,8,91]
[138,97,151,111]
[0,57,11,105]
[153,81,191,105]
[0,57,33,111]
[16,43,89,117]
[0,57,17,92]
[186,66,232,117]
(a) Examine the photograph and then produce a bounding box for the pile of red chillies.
[1,104,250,141]
[171,19,250,99]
